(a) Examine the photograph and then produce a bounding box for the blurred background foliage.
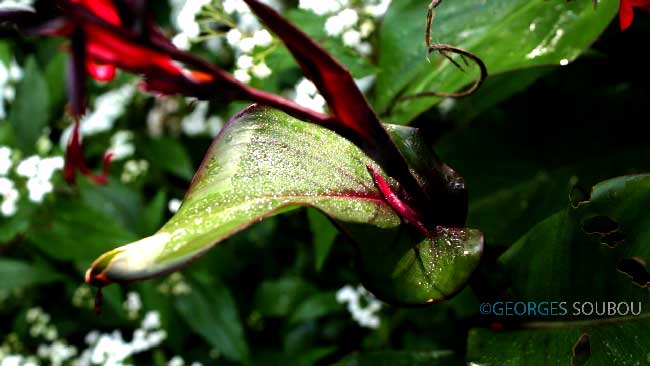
[1,0,650,365]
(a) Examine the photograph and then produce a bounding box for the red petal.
[71,0,121,25]
[620,0,636,30]
[620,0,650,30]
[86,61,116,82]
[84,23,183,77]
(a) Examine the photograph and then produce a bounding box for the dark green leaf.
[27,199,136,263]
[499,175,650,304]
[0,258,61,290]
[175,276,250,362]
[467,317,650,365]
[9,57,49,152]
[141,137,195,180]
[307,208,338,272]
[375,0,617,123]
[338,350,459,366]
[254,277,316,318]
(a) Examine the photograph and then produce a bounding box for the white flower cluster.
[15,155,64,203]
[26,307,59,341]
[121,159,149,183]
[300,0,391,56]
[123,292,143,320]
[1,300,213,366]
[59,84,136,150]
[72,285,95,309]
[221,0,275,83]
[157,272,192,296]
[0,146,19,216]
[181,101,224,137]
[291,78,326,113]
[167,356,204,366]
[73,311,168,366]
[146,98,180,138]
[336,284,383,329]
[170,0,212,50]
[1,142,65,217]
[0,0,34,11]
[108,130,135,161]
[0,57,23,120]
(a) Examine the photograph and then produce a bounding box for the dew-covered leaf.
[86,106,482,304]
[376,0,618,124]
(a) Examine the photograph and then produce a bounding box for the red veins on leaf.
[619,0,650,30]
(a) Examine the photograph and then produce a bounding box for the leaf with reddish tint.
[86,106,482,304]
[241,0,424,205]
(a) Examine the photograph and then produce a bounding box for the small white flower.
[251,62,272,79]
[223,0,250,14]
[123,292,143,319]
[238,12,260,32]
[342,29,361,47]
[365,0,392,17]
[336,284,383,329]
[226,29,242,46]
[142,311,162,330]
[252,29,273,47]
[168,356,185,366]
[16,156,40,178]
[296,78,318,97]
[236,55,254,70]
[108,130,135,161]
[207,116,224,136]
[168,198,182,213]
[181,101,210,136]
[338,8,359,28]
[355,42,372,56]
[0,146,12,175]
[325,15,345,36]
[360,20,375,38]
[238,37,256,53]
[233,69,252,83]
[26,178,53,203]
[172,33,191,50]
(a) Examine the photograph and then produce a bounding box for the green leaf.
[78,178,144,234]
[174,276,250,363]
[375,0,617,123]
[141,137,195,180]
[499,175,650,304]
[338,350,459,366]
[0,258,61,291]
[254,277,316,318]
[137,190,168,236]
[86,106,482,305]
[289,291,340,324]
[9,57,50,152]
[307,208,338,272]
[468,176,650,363]
[27,199,137,263]
[467,317,650,365]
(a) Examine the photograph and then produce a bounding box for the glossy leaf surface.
[86,106,482,304]
[376,0,618,124]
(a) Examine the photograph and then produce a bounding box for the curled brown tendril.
[383,0,488,116]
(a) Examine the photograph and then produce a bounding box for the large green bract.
[87,106,483,304]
